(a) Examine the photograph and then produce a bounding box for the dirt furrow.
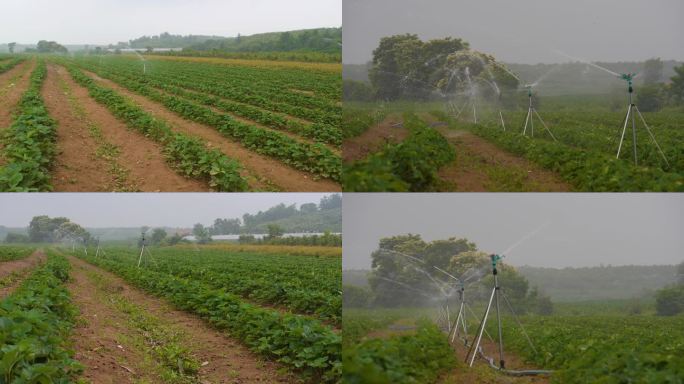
[42,64,127,191]
[53,65,208,192]
[83,70,340,192]
[68,256,295,384]
[0,249,46,299]
[342,114,409,163]
[437,129,571,192]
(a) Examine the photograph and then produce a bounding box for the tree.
[193,223,211,244]
[8,42,16,54]
[28,216,70,242]
[267,224,284,239]
[36,40,68,54]
[319,194,342,210]
[300,203,318,214]
[5,233,29,243]
[343,285,372,308]
[167,233,184,246]
[642,58,663,85]
[212,218,241,235]
[637,84,666,112]
[146,46,153,53]
[678,261,684,285]
[669,64,684,105]
[150,228,167,245]
[655,284,684,316]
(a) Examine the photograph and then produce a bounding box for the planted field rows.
[0,54,342,192]
[0,245,342,383]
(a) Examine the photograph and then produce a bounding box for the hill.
[518,264,679,301]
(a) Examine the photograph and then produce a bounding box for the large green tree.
[642,57,663,85]
[368,234,544,311]
[669,64,684,104]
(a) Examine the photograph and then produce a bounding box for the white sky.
[343,0,684,64]
[1,0,341,45]
[343,193,684,269]
[0,193,335,227]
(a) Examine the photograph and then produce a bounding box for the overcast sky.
[1,0,341,45]
[343,193,684,269]
[0,193,334,228]
[343,0,684,64]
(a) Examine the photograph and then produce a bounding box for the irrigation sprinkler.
[555,51,669,166]
[522,85,557,141]
[615,73,669,166]
[136,230,157,268]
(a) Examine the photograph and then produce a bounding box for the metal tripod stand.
[522,88,557,141]
[616,74,669,167]
[465,254,506,368]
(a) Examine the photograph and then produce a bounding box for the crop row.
[458,119,684,191]
[89,57,340,126]
[62,64,250,191]
[342,321,455,384]
[72,62,341,180]
[79,62,341,146]
[77,253,341,382]
[498,315,684,383]
[343,114,455,191]
[114,56,340,106]
[0,253,80,383]
[94,247,341,324]
[0,57,24,74]
[0,61,57,191]
[0,245,35,262]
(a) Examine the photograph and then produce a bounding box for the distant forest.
[344,59,683,96]
[344,263,681,302]
[129,28,341,54]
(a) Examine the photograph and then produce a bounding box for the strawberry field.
[0,244,341,383]
[0,54,341,192]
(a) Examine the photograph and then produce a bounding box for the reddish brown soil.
[83,70,340,192]
[42,65,120,191]
[437,129,571,192]
[342,114,409,163]
[0,250,46,299]
[55,66,209,192]
[68,256,295,384]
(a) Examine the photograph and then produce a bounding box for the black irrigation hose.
[451,332,554,377]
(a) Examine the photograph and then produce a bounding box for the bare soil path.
[436,128,571,192]
[82,70,340,192]
[67,255,295,384]
[0,249,46,299]
[342,114,409,163]
[54,65,208,192]
[42,64,125,191]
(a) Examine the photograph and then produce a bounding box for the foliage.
[343,80,375,102]
[192,223,211,244]
[655,284,684,316]
[35,40,68,54]
[342,285,371,308]
[637,84,667,112]
[27,216,91,244]
[669,64,684,104]
[149,228,167,245]
[0,61,57,191]
[0,245,35,261]
[342,321,455,384]
[0,57,23,74]
[266,224,284,238]
[68,56,342,178]
[501,315,684,383]
[0,253,81,383]
[3,233,30,244]
[77,251,341,381]
[642,57,664,85]
[255,232,342,247]
[343,114,455,191]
